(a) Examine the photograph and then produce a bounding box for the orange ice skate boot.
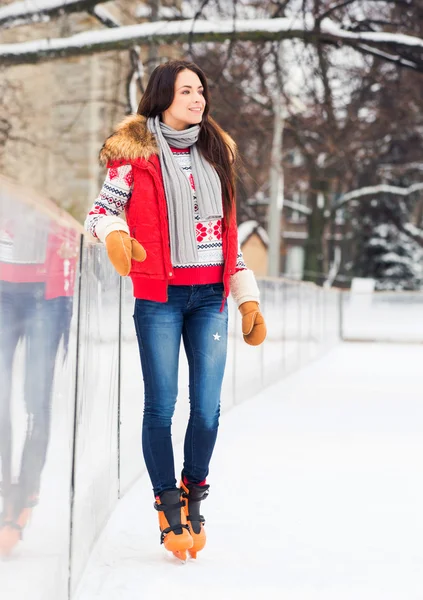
[154,488,193,562]
[180,476,210,559]
[0,489,37,557]
[0,490,17,558]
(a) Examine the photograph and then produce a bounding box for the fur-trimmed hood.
[99,114,236,166]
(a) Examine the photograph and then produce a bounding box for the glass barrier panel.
[299,284,311,365]
[119,278,145,495]
[310,285,321,360]
[283,280,302,374]
[0,178,80,600]
[261,280,285,387]
[69,242,120,594]
[330,289,341,348]
[231,297,264,405]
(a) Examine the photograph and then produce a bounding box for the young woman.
[85,60,266,561]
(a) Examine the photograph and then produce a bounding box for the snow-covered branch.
[333,181,423,247]
[0,0,111,30]
[90,4,119,29]
[284,199,312,215]
[334,182,423,212]
[353,43,421,72]
[1,16,423,66]
[386,211,423,248]
[403,222,423,239]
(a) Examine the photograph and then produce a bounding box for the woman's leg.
[182,284,228,484]
[133,288,188,496]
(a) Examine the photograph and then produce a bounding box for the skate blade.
[172,550,188,563]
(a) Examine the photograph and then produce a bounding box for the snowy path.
[75,343,423,600]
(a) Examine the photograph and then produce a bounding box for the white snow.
[73,342,423,600]
[342,291,423,341]
[404,222,423,238]
[0,0,110,24]
[92,4,119,28]
[246,195,312,216]
[238,220,269,246]
[321,19,423,49]
[284,199,312,215]
[335,182,423,210]
[283,231,308,239]
[2,15,423,63]
[0,17,309,57]
[0,0,72,20]
[358,43,419,69]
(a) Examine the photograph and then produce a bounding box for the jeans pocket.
[210,283,224,295]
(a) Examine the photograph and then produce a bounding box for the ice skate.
[0,522,22,557]
[0,489,38,558]
[154,488,193,561]
[180,476,209,559]
[0,491,17,558]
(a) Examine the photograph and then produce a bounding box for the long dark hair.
[137,60,236,222]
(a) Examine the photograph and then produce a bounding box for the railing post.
[68,234,84,600]
[117,276,123,500]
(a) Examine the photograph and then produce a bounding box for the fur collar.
[99,114,157,165]
[99,114,236,165]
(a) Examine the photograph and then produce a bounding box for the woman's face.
[162,69,206,131]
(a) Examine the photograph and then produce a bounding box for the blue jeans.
[133,284,228,496]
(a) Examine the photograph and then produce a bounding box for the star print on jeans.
[213,332,221,341]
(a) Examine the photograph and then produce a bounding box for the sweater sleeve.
[230,240,260,307]
[235,245,247,272]
[84,164,134,242]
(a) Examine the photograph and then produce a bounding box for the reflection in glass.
[0,179,80,600]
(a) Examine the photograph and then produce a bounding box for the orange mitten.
[105,230,146,276]
[239,301,267,346]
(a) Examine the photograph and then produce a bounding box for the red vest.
[108,155,239,304]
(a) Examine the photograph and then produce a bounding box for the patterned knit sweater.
[86,147,247,286]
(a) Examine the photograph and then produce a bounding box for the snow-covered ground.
[342,291,423,342]
[74,342,423,600]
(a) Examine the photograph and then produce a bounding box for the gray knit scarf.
[147,115,222,265]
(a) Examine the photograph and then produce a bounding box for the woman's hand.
[239,301,267,346]
[105,230,146,276]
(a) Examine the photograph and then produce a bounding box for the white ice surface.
[74,342,423,600]
[342,292,423,342]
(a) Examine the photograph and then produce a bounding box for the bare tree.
[1,0,423,70]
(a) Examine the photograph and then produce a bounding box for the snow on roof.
[238,220,269,247]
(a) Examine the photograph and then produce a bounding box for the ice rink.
[75,342,423,600]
